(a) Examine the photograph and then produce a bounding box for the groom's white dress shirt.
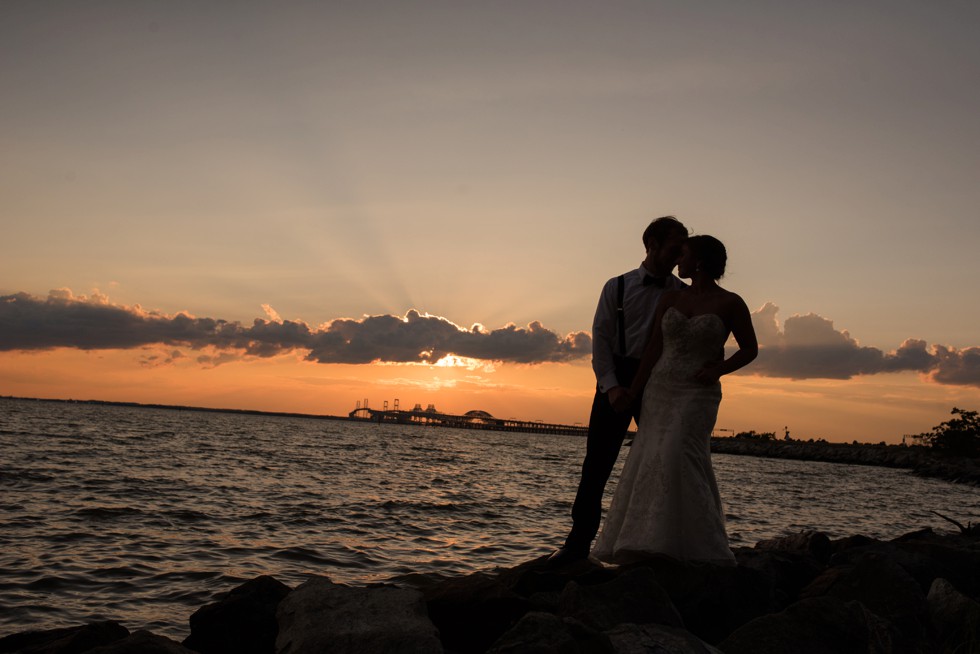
[592,264,684,394]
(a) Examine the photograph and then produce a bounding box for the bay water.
[2,397,978,640]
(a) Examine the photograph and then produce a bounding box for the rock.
[484,611,572,653]
[87,630,197,653]
[495,556,612,598]
[624,557,774,644]
[275,576,441,654]
[892,531,980,598]
[558,566,683,632]
[754,530,832,564]
[828,534,883,556]
[182,575,290,654]
[0,621,129,654]
[801,552,932,646]
[928,577,980,653]
[604,623,723,654]
[826,528,980,601]
[526,590,562,614]
[719,596,901,654]
[484,612,579,653]
[423,570,529,653]
[733,547,823,609]
[562,617,614,651]
[892,527,936,542]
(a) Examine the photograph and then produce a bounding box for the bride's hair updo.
[686,235,727,279]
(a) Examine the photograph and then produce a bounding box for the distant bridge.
[348,404,588,436]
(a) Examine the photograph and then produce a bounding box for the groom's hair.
[642,216,687,250]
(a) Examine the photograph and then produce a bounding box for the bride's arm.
[612,296,673,412]
[694,294,758,384]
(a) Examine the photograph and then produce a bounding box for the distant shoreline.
[710,436,979,487]
[0,395,352,423]
[3,395,977,486]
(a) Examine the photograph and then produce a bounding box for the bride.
[591,235,758,564]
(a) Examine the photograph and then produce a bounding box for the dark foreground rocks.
[3,527,978,653]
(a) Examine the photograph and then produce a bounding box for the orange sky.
[3,342,974,443]
[2,3,979,443]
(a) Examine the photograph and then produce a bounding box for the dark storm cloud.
[0,291,590,365]
[749,302,980,387]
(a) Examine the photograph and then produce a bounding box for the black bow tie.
[643,275,667,288]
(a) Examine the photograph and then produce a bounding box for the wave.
[3,397,978,641]
[74,507,145,519]
[270,546,375,569]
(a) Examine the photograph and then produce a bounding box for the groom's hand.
[608,386,632,412]
[694,364,721,385]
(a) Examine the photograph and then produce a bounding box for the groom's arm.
[592,278,621,394]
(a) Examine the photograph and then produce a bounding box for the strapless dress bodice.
[650,307,727,383]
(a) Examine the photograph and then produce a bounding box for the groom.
[547,216,688,565]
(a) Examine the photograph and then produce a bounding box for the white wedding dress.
[592,307,736,565]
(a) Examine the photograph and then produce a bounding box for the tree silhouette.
[917,407,980,457]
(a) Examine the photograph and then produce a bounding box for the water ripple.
[1,397,978,641]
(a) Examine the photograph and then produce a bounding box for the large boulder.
[183,575,290,654]
[734,547,823,609]
[892,531,980,598]
[754,530,832,565]
[828,534,884,557]
[485,611,610,653]
[87,630,197,653]
[928,577,980,653]
[423,570,530,653]
[605,623,723,654]
[719,596,901,654]
[0,621,129,654]
[558,566,683,633]
[801,552,932,646]
[275,576,441,654]
[495,556,612,599]
[624,557,774,644]
[828,529,976,598]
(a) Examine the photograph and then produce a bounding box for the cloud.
[929,345,980,386]
[138,349,185,368]
[0,290,590,366]
[748,303,980,387]
[4,290,978,388]
[305,310,590,365]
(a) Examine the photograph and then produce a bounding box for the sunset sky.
[3,1,979,443]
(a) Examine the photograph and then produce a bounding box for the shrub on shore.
[915,407,980,457]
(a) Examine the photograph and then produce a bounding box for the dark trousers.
[564,358,642,554]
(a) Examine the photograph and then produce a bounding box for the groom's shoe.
[542,547,588,569]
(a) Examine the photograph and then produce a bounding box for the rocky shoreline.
[710,438,980,486]
[3,526,978,653]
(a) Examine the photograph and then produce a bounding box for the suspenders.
[616,274,627,357]
[613,273,643,386]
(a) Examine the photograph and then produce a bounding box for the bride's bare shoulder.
[719,289,749,312]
